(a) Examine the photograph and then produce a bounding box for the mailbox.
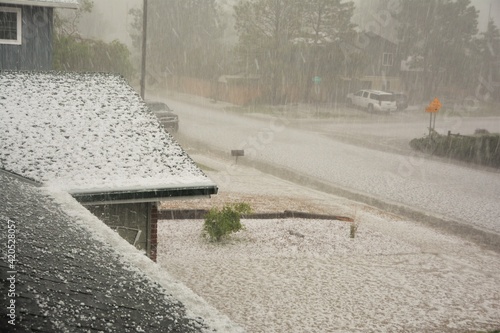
[231,150,245,157]
[231,150,244,164]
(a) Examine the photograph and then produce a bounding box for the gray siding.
[0,5,53,70]
[361,32,401,78]
[84,203,152,254]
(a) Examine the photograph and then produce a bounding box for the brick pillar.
[149,202,158,262]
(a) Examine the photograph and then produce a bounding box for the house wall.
[363,76,402,92]
[340,33,402,94]
[150,203,158,262]
[166,75,263,106]
[84,202,159,262]
[362,34,400,78]
[0,5,54,70]
[218,81,263,105]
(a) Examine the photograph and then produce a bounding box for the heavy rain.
[1,0,500,332]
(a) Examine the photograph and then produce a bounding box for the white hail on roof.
[0,0,79,8]
[0,71,214,193]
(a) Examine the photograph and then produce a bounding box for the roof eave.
[0,0,79,9]
[0,168,41,186]
[71,185,219,204]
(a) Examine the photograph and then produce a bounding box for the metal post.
[140,0,148,99]
[429,113,432,136]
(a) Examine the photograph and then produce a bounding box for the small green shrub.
[202,203,252,242]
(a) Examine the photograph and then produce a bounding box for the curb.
[159,209,353,222]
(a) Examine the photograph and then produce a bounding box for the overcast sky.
[473,0,500,30]
[77,0,140,46]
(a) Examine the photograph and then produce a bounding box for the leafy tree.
[297,0,356,101]
[234,0,356,104]
[234,0,304,104]
[395,0,479,101]
[54,0,94,37]
[53,0,134,78]
[473,19,500,102]
[53,37,134,78]
[129,0,227,83]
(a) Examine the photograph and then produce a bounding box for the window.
[383,53,393,66]
[363,91,369,98]
[0,7,22,45]
[371,93,393,102]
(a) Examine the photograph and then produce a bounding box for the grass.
[224,105,277,113]
[223,103,379,120]
[224,104,300,117]
[223,100,500,124]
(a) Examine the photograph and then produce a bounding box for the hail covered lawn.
[157,156,500,333]
[158,217,500,333]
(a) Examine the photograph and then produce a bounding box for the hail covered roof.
[0,71,215,195]
[0,0,79,8]
[0,170,240,332]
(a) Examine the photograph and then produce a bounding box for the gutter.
[72,185,218,205]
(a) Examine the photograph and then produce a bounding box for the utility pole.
[140,0,148,99]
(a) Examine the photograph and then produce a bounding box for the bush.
[202,203,252,242]
[410,131,500,168]
[53,36,135,79]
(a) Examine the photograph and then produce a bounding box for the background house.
[343,31,403,96]
[0,71,218,261]
[0,0,78,70]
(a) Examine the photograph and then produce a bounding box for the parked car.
[389,92,409,111]
[346,89,398,113]
[146,101,179,132]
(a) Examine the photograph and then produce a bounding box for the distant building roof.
[364,30,398,46]
[0,170,240,332]
[0,71,217,201]
[0,0,78,8]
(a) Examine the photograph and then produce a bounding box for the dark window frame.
[382,53,394,66]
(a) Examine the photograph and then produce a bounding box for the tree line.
[55,0,500,105]
[53,0,134,79]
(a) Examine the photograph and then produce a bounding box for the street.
[151,92,500,242]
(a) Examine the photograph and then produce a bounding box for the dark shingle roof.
[0,171,217,332]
